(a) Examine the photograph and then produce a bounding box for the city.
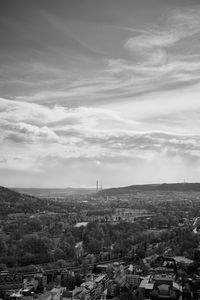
[1,183,200,299]
[1,0,200,299]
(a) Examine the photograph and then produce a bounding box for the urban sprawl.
[1,184,200,300]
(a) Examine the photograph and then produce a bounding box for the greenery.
[1,185,200,270]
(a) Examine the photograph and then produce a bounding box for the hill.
[100,182,200,195]
[0,186,49,216]
[12,187,95,198]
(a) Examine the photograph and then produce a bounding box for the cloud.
[6,7,200,110]
[126,8,200,53]
[1,3,200,188]
[0,98,140,171]
[1,96,200,186]
[5,123,59,143]
[166,8,200,38]
[125,31,177,52]
[1,96,200,175]
[103,7,200,97]
[125,8,200,54]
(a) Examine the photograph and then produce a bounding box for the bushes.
[0,256,16,268]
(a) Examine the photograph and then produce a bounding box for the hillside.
[0,186,49,216]
[100,182,200,195]
[12,187,95,198]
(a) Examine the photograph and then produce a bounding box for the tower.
[96,180,99,193]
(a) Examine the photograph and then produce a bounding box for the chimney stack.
[96,180,99,193]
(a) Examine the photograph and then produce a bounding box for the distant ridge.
[12,187,95,198]
[100,182,200,195]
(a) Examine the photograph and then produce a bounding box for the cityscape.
[1,0,200,299]
[1,183,200,299]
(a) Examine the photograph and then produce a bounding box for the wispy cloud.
[4,7,200,109]
[104,7,200,98]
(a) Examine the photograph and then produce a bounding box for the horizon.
[1,0,200,187]
[8,181,200,190]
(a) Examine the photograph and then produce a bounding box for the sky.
[1,0,200,188]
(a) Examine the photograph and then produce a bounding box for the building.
[139,269,182,300]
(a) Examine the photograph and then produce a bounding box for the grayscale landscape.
[1,0,200,299]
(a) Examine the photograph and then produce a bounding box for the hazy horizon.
[1,0,200,187]
[7,180,200,190]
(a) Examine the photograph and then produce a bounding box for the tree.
[58,235,75,259]
[19,236,52,255]
[61,273,75,290]
[87,239,102,254]
[74,273,83,286]
[0,263,7,271]
[53,248,65,261]
[53,259,68,269]
[135,248,145,260]
[18,253,35,266]
[0,288,7,300]
[0,237,7,257]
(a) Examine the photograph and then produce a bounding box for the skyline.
[1,0,200,187]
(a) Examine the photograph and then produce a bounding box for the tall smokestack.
[96,180,99,193]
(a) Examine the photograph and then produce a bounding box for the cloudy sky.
[1,0,200,188]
